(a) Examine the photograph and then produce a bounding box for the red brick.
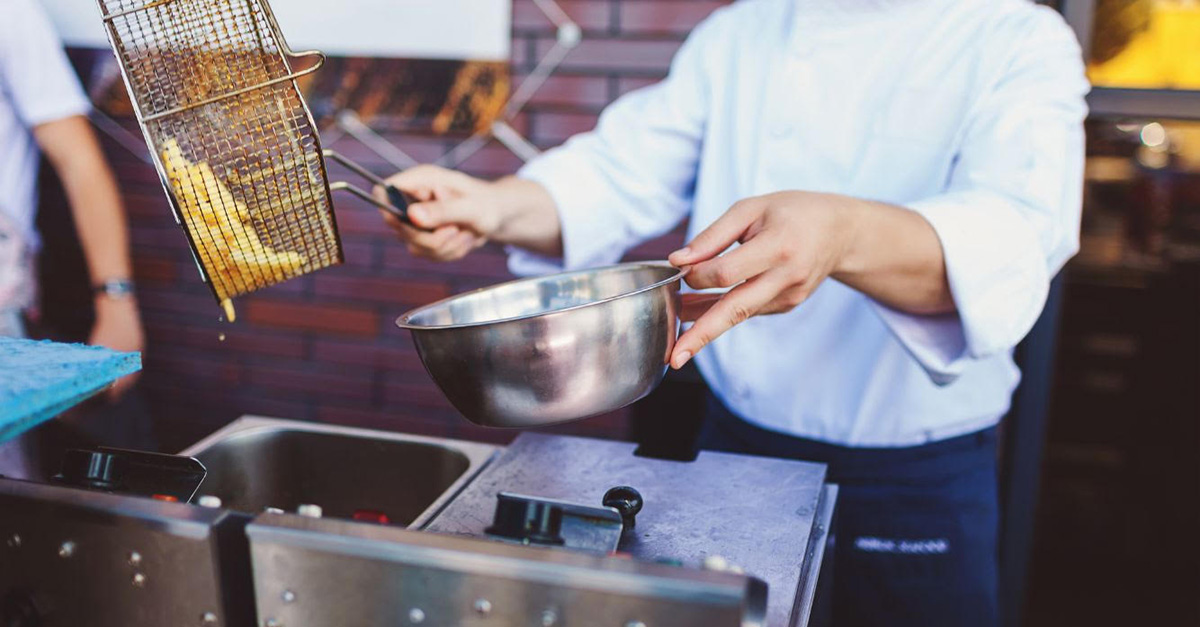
[455,142,528,176]
[139,288,226,318]
[381,246,516,281]
[245,299,379,337]
[312,339,426,372]
[143,352,241,385]
[130,225,189,249]
[144,320,307,359]
[324,133,449,171]
[538,38,682,74]
[619,1,726,35]
[314,273,449,306]
[513,0,612,32]
[617,76,660,96]
[245,364,375,401]
[339,241,377,269]
[314,404,458,437]
[331,204,394,237]
[519,73,611,109]
[132,254,178,283]
[531,111,600,144]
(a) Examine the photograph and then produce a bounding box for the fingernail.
[408,206,428,224]
[670,247,691,261]
[673,350,692,369]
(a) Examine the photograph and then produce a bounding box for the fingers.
[670,269,790,369]
[669,198,762,267]
[406,197,476,231]
[382,164,475,198]
[684,234,784,290]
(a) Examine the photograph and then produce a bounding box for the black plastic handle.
[603,486,644,530]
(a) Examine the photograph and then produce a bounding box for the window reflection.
[1088,0,1200,90]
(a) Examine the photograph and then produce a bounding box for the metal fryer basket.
[97,0,410,314]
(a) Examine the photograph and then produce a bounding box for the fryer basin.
[180,416,497,528]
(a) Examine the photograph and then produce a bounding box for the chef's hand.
[667,191,860,369]
[374,165,497,262]
[89,295,145,401]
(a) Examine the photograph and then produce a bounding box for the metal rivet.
[58,541,75,558]
[132,572,146,587]
[407,608,425,624]
[129,551,143,566]
[6,534,20,548]
[281,590,295,603]
[201,612,218,624]
[473,598,492,615]
[541,609,558,626]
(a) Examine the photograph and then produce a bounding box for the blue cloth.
[700,393,999,627]
[0,337,141,442]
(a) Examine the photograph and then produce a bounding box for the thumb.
[407,197,477,231]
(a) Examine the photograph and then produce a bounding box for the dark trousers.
[699,393,999,627]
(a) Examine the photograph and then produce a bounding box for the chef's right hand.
[374,165,500,262]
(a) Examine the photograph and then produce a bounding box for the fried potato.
[159,138,307,317]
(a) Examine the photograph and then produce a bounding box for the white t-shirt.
[0,0,91,313]
[0,0,91,250]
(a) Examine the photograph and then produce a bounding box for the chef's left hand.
[667,191,858,369]
[89,296,145,401]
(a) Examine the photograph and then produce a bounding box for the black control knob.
[603,486,643,530]
[485,493,565,545]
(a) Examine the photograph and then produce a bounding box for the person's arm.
[378,7,729,270]
[670,10,1089,378]
[34,116,144,397]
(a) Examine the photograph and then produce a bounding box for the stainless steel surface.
[0,476,254,627]
[246,512,768,627]
[426,433,832,627]
[396,262,685,427]
[180,416,497,528]
[96,0,409,308]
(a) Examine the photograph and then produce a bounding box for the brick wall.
[58,1,728,451]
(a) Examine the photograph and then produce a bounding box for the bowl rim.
[394,260,687,331]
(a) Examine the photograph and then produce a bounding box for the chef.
[0,0,143,476]
[377,0,1088,624]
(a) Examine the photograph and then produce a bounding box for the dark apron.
[699,393,999,627]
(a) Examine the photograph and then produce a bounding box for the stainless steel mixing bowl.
[395,262,685,428]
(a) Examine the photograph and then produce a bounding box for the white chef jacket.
[511,0,1089,447]
[0,0,91,253]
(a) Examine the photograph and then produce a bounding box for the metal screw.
[129,551,143,566]
[58,541,75,558]
[201,612,218,624]
[407,608,426,624]
[473,598,492,616]
[281,590,296,604]
[541,609,558,626]
[6,534,19,548]
[132,572,147,587]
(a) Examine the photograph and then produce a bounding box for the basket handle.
[325,150,426,230]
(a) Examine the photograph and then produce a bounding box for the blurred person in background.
[378,0,1088,625]
[0,0,144,477]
